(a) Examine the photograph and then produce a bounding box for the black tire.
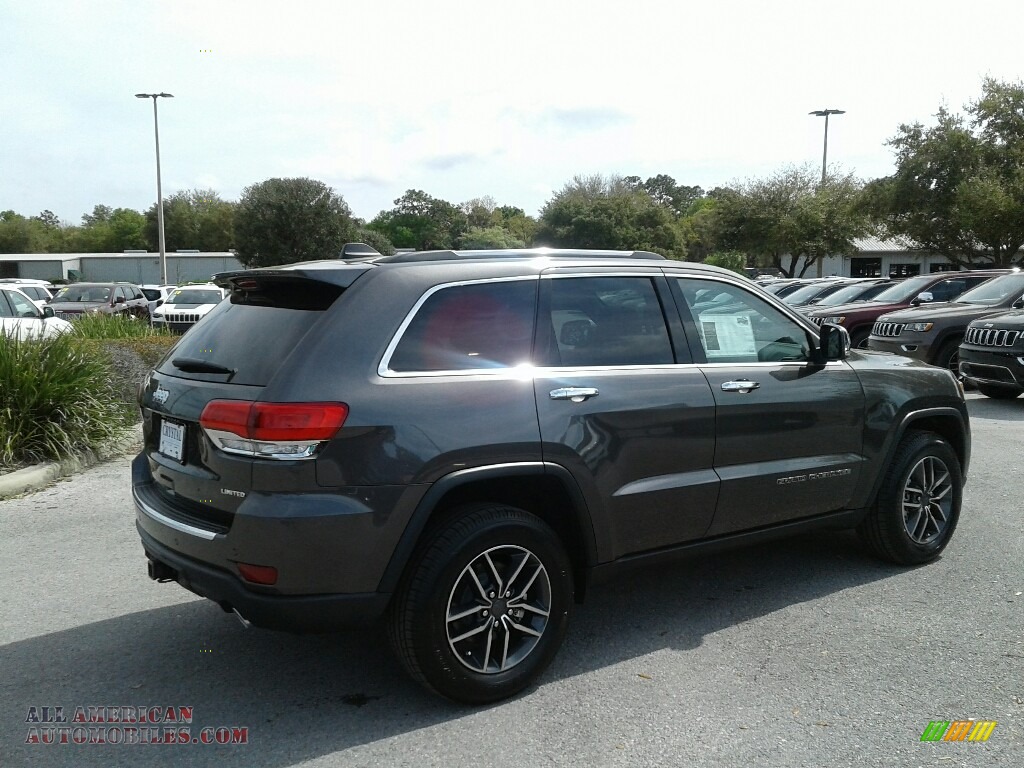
[932,339,960,375]
[389,504,573,704]
[858,430,962,565]
[977,383,1023,400]
[850,328,870,349]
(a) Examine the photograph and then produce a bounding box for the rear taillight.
[199,400,348,460]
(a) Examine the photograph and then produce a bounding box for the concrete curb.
[0,423,143,500]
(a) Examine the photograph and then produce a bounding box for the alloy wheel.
[446,545,551,674]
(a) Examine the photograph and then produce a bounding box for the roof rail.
[372,248,667,264]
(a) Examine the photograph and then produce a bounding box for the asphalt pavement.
[1,394,1021,767]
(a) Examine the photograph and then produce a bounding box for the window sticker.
[698,313,757,359]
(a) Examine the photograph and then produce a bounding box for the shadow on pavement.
[1,528,909,767]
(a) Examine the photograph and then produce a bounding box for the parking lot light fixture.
[136,93,174,285]
[809,108,845,184]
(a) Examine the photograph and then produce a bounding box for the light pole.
[809,108,845,184]
[136,92,173,285]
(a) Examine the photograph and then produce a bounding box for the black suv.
[133,249,971,703]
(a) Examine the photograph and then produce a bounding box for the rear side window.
[388,280,537,373]
[157,279,344,385]
[539,276,674,367]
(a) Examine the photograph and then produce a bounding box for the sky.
[3,0,1023,226]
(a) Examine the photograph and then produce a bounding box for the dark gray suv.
[133,249,971,703]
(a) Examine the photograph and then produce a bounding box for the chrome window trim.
[378,269,842,378]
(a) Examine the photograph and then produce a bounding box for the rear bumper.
[130,452,421,631]
[138,525,390,631]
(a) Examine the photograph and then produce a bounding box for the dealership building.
[0,251,244,284]
[0,239,991,284]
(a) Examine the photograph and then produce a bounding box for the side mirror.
[911,291,934,306]
[43,306,55,318]
[1012,295,1024,309]
[815,322,849,364]
[559,319,596,347]
[115,296,125,304]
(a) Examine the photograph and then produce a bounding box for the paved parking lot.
[1,394,1021,767]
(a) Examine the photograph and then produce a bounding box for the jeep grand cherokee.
[133,249,970,704]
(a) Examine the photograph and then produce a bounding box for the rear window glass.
[169,289,223,304]
[157,279,343,385]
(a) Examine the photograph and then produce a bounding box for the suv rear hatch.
[137,266,370,532]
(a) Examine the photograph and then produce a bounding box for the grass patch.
[0,333,136,469]
[70,313,173,339]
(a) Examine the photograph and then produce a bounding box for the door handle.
[549,387,599,402]
[721,380,760,393]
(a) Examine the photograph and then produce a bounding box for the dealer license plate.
[159,419,186,462]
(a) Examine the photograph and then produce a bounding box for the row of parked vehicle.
[0,278,227,339]
[755,269,1024,399]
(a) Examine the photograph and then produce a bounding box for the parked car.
[796,278,901,313]
[780,278,864,308]
[141,284,177,316]
[958,309,1024,399]
[134,248,970,704]
[0,278,55,310]
[805,270,1007,348]
[150,284,227,333]
[49,282,150,320]
[868,271,1024,374]
[0,285,72,340]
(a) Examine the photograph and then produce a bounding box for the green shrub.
[0,333,135,469]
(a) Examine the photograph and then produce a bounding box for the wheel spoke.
[467,566,489,603]
[504,551,530,595]
[450,621,490,645]
[513,564,544,601]
[482,624,494,671]
[509,620,543,638]
[483,551,504,594]
[500,623,511,671]
[448,604,483,623]
[508,601,549,618]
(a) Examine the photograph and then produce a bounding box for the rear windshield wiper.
[171,357,236,377]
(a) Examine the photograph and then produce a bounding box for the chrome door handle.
[549,387,599,402]
[721,380,760,393]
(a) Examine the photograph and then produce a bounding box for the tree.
[457,226,526,249]
[864,78,1024,267]
[715,165,869,277]
[703,251,748,275]
[234,178,357,267]
[65,205,149,252]
[623,174,704,217]
[459,196,499,229]
[355,228,396,256]
[145,189,236,252]
[368,190,468,250]
[0,210,65,253]
[535,174,685,258]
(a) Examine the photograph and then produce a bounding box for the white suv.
[0,285,72,340]
[0,278,55,310]
[151,284,227,333]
